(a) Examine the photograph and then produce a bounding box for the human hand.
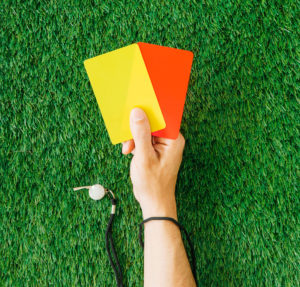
[122,108,185,219]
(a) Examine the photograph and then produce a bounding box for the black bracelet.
[105,198,123,287]
[139,217,198,286]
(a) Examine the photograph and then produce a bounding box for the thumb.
[130,108,153,156]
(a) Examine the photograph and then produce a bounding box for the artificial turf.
[0,0,299,286]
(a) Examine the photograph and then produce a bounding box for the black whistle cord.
[105,204,197,287]
[139,216,198,287]
[105,198,123,287]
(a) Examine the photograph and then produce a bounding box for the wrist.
[141,198,178,220]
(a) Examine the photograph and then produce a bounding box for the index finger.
[153,133,185,149]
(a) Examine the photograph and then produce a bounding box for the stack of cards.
[84,43,193,144]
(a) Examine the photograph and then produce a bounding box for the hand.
[122,108,185,219]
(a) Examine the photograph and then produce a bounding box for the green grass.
[1,0,299,286]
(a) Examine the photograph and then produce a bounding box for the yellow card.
[84,44,166,144]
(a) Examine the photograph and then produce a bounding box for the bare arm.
[122,108,196,287]
[143,213,195,287]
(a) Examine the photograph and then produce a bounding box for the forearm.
[143,200,196,287]
[124,109,192,286]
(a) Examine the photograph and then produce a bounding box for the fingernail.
[121,143,126,154]
[131,108,145,122]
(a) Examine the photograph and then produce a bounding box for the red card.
[138,42,194,139]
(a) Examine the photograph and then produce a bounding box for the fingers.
[155,133,185,161]
[174,133,185,153]
[122,140,135,154]
[130,108,154,156]
[123,108,184,159]
[153,137,174,146]
[154,133,185,152]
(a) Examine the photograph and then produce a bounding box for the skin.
[122,108,196,287]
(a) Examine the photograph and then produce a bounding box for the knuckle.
[135,118,146,126]
[178,133,185,149]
